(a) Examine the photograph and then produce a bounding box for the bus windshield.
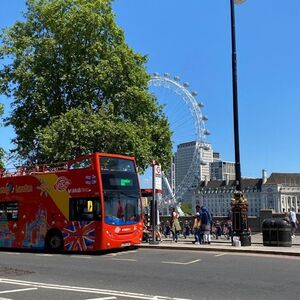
[103,191,141,225]
[100,157,141,225]
[100,157,135,173]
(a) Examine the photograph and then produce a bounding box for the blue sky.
[1,1,300,188]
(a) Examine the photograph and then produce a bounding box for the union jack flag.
[62,221,96,251]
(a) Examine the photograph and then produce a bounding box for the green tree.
[0,0,172,171]
[180,202,192,216]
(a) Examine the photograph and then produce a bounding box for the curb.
[137,243,300,257]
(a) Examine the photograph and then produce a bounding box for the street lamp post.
[229,0,251,246]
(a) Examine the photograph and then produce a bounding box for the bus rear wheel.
[45,230,64,252]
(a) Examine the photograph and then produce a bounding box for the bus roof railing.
[0,156,93,178]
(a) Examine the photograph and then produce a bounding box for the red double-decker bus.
[0,153,143,252]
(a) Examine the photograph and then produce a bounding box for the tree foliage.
[0,0,172,171]
[180,202,192,216]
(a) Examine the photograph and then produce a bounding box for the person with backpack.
[200,206,212,244]
[192,212,202,244]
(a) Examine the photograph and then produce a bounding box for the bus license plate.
[121,242,131,247]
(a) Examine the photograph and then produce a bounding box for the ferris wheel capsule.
[198,102,204,108]
[204,129,211,136]
[153,72,159,77]
[173,76,180,82]
[183,82,189,88]
[163,72,170,78]
[202,115,208,121]
[191,91,198,97]
[234,0,246,4]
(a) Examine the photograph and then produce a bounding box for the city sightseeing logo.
[55,176,71,191]
[0,182,14,194]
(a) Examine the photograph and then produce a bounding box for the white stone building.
[173,141,213,202]
[193,178,263,217]
[261,173,300,213]
[192,172,300,217]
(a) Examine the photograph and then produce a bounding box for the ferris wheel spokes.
[149,73,210,207]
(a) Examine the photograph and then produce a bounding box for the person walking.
[170,207,181,242]
[289,207,298,238]
[215,220,222,240]
[200,206,212,244]
[192,212,202,244]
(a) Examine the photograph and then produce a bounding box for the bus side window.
[82,208,93,221]
[1,202,19,221]
[6,212,12,221]
[70,198,101,221]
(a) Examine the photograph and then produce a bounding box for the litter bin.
[262,218,291,247]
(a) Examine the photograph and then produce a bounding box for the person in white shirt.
[288,207,298,238]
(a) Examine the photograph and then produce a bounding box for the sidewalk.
[138,233,300,257]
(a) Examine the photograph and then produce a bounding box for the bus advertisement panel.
[0,153,143,252]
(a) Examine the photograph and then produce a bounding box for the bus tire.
[45,229,64,252]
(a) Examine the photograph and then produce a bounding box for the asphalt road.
[0,248,299,300]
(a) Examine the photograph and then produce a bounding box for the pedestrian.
[163,220,171,238]
[226,219,233,240]
[155,226,162,242]
[200,206,212,244]
[283,211,290,223]
[215,220,222,240]
[183,220,191,238]
[170,207,181,242]
[288,207,299,238]
[192,212,202,244]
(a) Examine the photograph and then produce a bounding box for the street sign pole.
[149,160,159,244]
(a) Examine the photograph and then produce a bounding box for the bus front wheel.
[45,230,64,252]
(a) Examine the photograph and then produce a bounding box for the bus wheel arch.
[45,229,64,252]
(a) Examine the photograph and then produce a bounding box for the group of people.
[192,205,213,245]
[145,205,298,244]
[213,220,233,240]
[168,205,213,244]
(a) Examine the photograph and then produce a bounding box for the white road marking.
[107,250,137,257]
[161,259,201,265]
[111,258,137,262]
[36,254,54,257]
[1,253,20,255]
[215,253,226,257]
[0,297,12,300]
[0,278,191,300]
[70,255,92,259]
[0,287,37,294]
[85,297,117,300]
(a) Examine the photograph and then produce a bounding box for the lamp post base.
[239,230,251,246]
[231,191,251,247]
